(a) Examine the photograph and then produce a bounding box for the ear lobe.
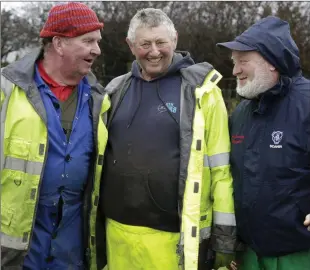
[270,66,276,71]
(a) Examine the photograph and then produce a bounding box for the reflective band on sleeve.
[214,212,236,226]
[179,232,184,246]
[0,76,14,172]
[203,153,229,168]
[1,232,28,250]
[199,227,211,242]
[4,156,43,175]
[1,73,14,96]
[177,232,185,266]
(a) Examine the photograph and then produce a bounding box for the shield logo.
[271,131,283,145]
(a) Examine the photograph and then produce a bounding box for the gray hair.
[127,8,177,43]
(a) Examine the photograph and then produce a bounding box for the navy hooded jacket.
[229,17,310,256]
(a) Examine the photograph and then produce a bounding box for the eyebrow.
[140,37,167,42]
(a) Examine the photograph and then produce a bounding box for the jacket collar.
[254,75,293,114]
[1,48,103,94]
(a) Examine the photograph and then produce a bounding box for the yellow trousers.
[106,218,181,270]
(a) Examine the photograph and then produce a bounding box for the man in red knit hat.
[0,2,108,269]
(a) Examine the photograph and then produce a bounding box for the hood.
[218,16,301,77]
[1,48,101,93]
[131,51,195,80]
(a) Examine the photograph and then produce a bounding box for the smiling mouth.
[238,77,248,83]
[147,58,162,64]
[84,59,93,64]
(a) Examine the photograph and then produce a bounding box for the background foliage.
[2,1,309,113]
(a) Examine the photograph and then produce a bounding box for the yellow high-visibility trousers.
[106,218,181,270]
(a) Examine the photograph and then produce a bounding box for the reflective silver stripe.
[179,232,184,246]
[1,232,28,250]
[1,73,14,172]
[203,153,229,168]
[4,156,43,175]
[203,69,222,87]
[177,232,185,267]
[214,212,236,226]
[199,227,211,242]
[1,72,14,96]
[180,227,211,244]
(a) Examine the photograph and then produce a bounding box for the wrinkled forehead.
[134,25,172,42]
[76,29,102,40]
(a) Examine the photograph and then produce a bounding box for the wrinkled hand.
[304,214,310,231]
[229,261,238,270]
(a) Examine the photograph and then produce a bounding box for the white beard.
[236,65,275,99]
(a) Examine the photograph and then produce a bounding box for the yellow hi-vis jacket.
[0,51,110,269]
[101,58,236,270]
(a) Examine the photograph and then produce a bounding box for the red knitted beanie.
[40,2,104,38]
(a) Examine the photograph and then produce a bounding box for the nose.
[149,43,160,56]
[91,42,101,56]
[233,63,242,76]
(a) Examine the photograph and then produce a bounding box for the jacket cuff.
[211,224,244,253]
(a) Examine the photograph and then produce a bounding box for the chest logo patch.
[158,103,177,114]
[270,131,283,148]
[158,104,167,113]
[166,103,177,113]
[232,135,244,144]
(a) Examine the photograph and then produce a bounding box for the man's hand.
[304,214,310,231]
[214,261,238,270]
[214,252,235,269]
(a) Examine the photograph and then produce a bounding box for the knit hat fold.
[40,2,104,38]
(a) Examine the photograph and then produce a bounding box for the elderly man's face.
[231,51,277,99]
[61,29,102,77]
[127,25,177,81]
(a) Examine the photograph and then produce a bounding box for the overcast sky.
[1,2,27,10]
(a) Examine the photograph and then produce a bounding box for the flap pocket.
[5,138,30,159]
[1,207,14,227]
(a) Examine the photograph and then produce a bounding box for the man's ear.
[173,31,178,50]
[52,36,64,57]
[126,37,135,56]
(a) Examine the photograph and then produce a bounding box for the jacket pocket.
[1,206,14,227]
[5,138,30,159]
[146,170,178,214]
[1,169,31,231]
